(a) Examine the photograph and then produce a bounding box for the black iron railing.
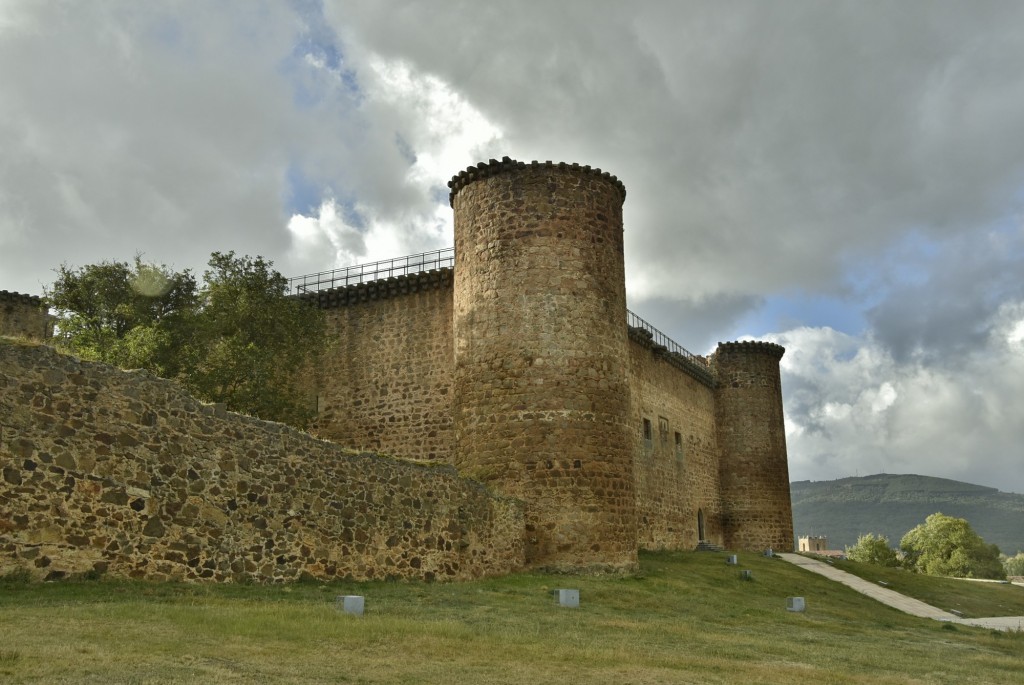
[288,248,707,370]
[288,247,454,294]
[626,310,710,369]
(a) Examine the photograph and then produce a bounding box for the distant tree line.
[845,512,1011,580]
[48,252,324,428]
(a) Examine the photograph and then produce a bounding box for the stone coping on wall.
[296,268,454,309]
[715,340,786,360]
[447,156,626,207]
[0,290,44,306]
[628,326,716,388]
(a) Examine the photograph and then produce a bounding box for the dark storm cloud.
[866,228,1024,364]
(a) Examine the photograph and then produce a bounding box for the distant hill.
[791,474,1024,555]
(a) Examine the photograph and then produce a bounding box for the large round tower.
[449,157,637,571]
[713,341,794,551]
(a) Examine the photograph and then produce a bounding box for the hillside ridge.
[791,473,1024,555]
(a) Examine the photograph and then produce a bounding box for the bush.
[1004,552,1024,577]
[845,533,900,567]
[900,513,1005,579]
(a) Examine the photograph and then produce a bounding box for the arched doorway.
[697,508,706,542]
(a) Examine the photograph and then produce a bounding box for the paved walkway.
[778,553,1024,632]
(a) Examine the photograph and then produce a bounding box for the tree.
[845,533,900,567]
[184,252,324,427]
[48,258,198,377]
[1004,552,1024,577]
[899,513,1005,580]
[49,252,323,428]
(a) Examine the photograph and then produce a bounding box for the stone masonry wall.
[627,334,723,550]
[0,340,524,582]
[303,270,455,462]
[0,291,50,342]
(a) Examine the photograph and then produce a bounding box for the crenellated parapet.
[0,290,44,307]
[448,156,626,207]
[714,340,785,361]
[296,269,453,309]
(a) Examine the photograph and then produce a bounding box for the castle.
[0,158,794,581]
[296,158,793,569]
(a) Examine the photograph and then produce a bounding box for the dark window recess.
[675,431,684,457]
[658,416,669,441]
[642,418,653,449]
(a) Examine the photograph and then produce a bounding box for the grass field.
[1,551,1021,684]
[827,556,1024,618]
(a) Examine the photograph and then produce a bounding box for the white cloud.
[281,53,503,276]
[775,302,1024,492]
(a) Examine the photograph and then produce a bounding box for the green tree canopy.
[845,533,900,567]
[48,252,323,428]
[184,252,324,427]
[1004,552,1024,577]
[899,512,1005,580]
[48,257,198,377]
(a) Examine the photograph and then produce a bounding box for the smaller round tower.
[713,341,793,551]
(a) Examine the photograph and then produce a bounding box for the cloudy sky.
[2,1,1023,493]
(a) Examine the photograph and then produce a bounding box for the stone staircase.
[694,540,725,553]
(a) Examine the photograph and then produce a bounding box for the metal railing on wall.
[626,309,710,369]
[288,247,707,369]
[288,247,454,294]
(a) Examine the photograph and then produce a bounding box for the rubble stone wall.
[0,340,524,582]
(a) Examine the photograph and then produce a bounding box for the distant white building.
[798,535,828,552]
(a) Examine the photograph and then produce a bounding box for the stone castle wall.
[627,334,723,549]
[0,291,50,341]
[0,340,524,582]
[304,270,455,462]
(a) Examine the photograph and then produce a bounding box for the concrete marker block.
[337,595,365,616]
[557,589,579,608]
[786,596,805,612]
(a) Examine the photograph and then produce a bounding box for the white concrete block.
[557,589,579,608]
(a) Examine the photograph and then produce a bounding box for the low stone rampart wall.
[0,340,524,582]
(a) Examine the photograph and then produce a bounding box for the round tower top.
[715,340,786,360]
[447,156,626,207]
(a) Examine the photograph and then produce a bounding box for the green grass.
[1,551,1022,684]
[826,556,1024,618]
